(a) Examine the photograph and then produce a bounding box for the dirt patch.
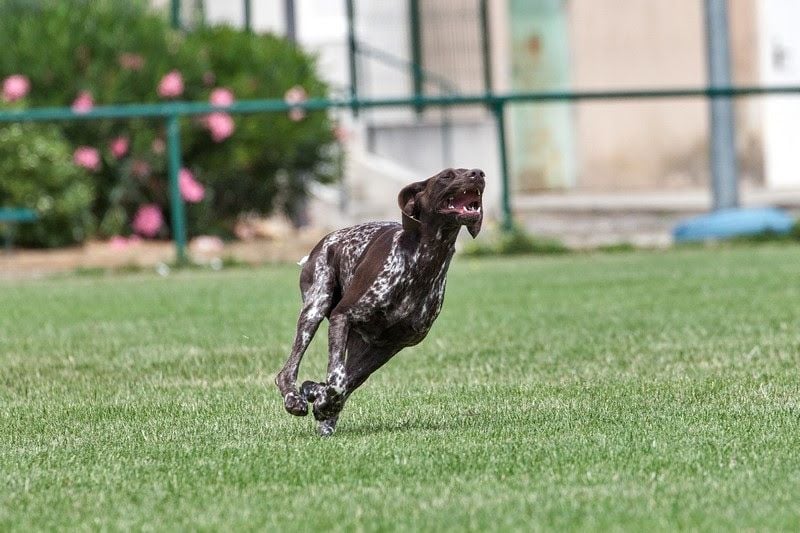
[0,231,326,280]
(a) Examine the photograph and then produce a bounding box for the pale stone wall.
[566,0,761,191]
[161,0,763,195]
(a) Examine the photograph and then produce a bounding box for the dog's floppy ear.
[397,179,428,220]
[466,213,483,238]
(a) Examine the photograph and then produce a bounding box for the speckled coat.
[275,168,486,435]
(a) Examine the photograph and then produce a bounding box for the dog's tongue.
[449,190,481,212]
[452,190,480,209]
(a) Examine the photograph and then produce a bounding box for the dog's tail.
[297,255,309,267]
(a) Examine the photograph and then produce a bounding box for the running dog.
[275,167,485,435]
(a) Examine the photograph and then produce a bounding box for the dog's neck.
[401,213,459,267]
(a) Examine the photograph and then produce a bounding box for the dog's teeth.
[448,197,454,209]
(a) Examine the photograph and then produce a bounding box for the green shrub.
[0,123,94,247]
[463,226,569,257]
[595,242,637,253]
[179,26,339,230]
[791,220,800,240]
[0,0,338,242]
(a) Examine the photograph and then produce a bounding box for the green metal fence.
[3,84,800,261]
[1,0,787,261]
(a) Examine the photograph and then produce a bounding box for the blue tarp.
[673,207,795,242]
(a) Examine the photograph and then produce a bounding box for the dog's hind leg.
[344,336,399,393]
[275,259,335,416]
[296,380,338,436]
[311,335,397,435]
[317,416,339,437]
[297,380,339,436]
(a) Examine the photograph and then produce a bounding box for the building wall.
[566,0,761,191]
[168,0,766,197]
[757,0,800,190]
[506,0,576,192]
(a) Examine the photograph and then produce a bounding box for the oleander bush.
[0,0,338,245]
[0,123,94,247]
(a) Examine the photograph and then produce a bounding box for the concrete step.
[514,188,800,248]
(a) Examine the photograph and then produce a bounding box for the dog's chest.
[351,241,451,344]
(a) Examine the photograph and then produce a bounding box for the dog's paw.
[312,391,345,421]
[300,380,323,403]
[283,391,308,417]
[318,418,338,437]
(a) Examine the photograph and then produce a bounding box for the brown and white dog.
[275,167,486,435]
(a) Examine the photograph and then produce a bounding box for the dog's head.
[398,168,486,238]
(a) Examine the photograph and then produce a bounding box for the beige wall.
[567,0,761,191]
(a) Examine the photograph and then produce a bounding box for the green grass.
[2,246,800,531]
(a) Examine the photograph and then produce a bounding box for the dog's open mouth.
[442,188,482,218]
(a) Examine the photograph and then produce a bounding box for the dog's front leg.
[306,337,397,436]
[275,287,333,416]
[312,312,350,430]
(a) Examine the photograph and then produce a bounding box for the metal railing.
[353,39,459,165]
[3,84,800,261]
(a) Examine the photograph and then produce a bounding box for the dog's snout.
[468,169,485,180]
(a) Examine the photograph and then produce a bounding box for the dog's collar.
[401,212,422,232]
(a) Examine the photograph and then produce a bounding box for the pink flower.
[118,53,145,71]
[284,85,307,104]
[158,70,184,98]
[151,138,165,154]
[284,85,308,121]
[109,136,129,159]
[131,159,151,178]
[132,204,163,237]
[202,71,216,87]
[73,146,101,172]
[2,75,30,102]
[71,91,94,114]
[205,112,235,142]
[179,168,205,203]
[333,125,349,142]
[209,87,234,107]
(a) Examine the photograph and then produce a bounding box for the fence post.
[493,100,513,231]
[345,0,359,116]
[243,0,252,32]
[704,0,739,210]
[284,0,296,43]
[166,114,188,264]
[479,0,493,95]
[170,0,181,29]
[409,0,424,113]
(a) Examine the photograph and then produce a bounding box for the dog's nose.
[468,169,485,180]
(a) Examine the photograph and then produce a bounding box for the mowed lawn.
[2,246,800,531]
